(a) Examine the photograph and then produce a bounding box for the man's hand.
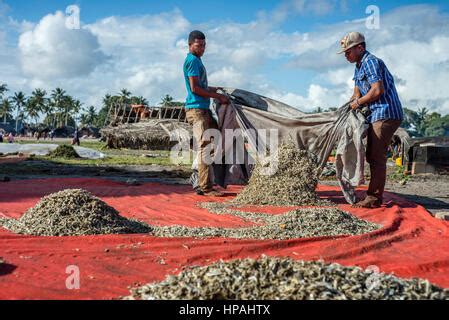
[350,98,360,110]
[218,94,230,105]
[350,81,384,110]
[350,86,361,110]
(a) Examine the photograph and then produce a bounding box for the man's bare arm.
[350,81,385,110]
[351,86,362,101]
[188,77,229,104]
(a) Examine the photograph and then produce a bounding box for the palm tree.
[25,100,40,126]
[50,88,66,125]
[119,89,131,104]
[0,84,10,124]
[80,113,88,126]
[71,99,83,126]
[26,89,47,125]
[62,95,75,127]
[131,96,149,106]
[12,91,27,132]
[103,94,112,108]
[42,100,56,128]
[160,94,174,106]
[0,98,13,124]
[80,106,97,126]
[31,89,47,110]
[87,106,96,125]
[0,84,8,98]
[416,107,429,136]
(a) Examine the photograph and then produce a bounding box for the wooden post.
[120,103,127,124]
[104,104,113,127]
[126,105,134,123]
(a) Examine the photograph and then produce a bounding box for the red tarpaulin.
[0,178,448,300]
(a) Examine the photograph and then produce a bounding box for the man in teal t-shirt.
[184,51,210,109]
[183,30,229,197]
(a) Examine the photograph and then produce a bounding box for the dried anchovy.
[48,144,80,159]
[0,189,151,236]
[151,206,380,240]
[127,256,449,300]
[233,143,328,206]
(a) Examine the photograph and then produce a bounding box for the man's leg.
[186,109,217,194]
[355,119,401,207]
[367,119,401,201]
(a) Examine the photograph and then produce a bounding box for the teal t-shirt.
[183,53,210,109]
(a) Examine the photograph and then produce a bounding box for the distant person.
[50,129,55,141]
[72,128,80,146]
[0,132,3,143]
[183,30,230,197]
[8,133,14,143]
[338,31,403,208]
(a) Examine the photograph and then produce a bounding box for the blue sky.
[6,0,449,26]
[1,0,449,114]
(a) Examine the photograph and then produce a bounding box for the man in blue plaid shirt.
[339,32,403,208]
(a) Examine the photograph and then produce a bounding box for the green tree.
[0,84,11,124]
[401,107,449,137]
[80,105,97,126]
[119,89,131,104]
[131,96,148,106]
[50,88,67,127]
[25,99,40,126]
[95,94,113,127]
[160,94,174,106]
[0,98,13,124]
[42,100,57,128]
[0,83,8,98]
[26,89,47,125]
[415,107,429,136]
[12,91,27,132]
[159,94,184,107]
[70,98,83,126]
[424,113,449,137]
[62,95,75,127]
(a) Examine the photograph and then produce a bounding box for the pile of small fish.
[0,189,151,236]
[128,256,449,300]
[233,143,325,206]
[151,203,380,240]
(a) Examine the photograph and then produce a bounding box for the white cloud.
[0,3,447,116]
[264,0,339,24]
[282,4,449,113]
[18,11,107,79]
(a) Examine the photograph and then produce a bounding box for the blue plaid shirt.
[353,51,403,123]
